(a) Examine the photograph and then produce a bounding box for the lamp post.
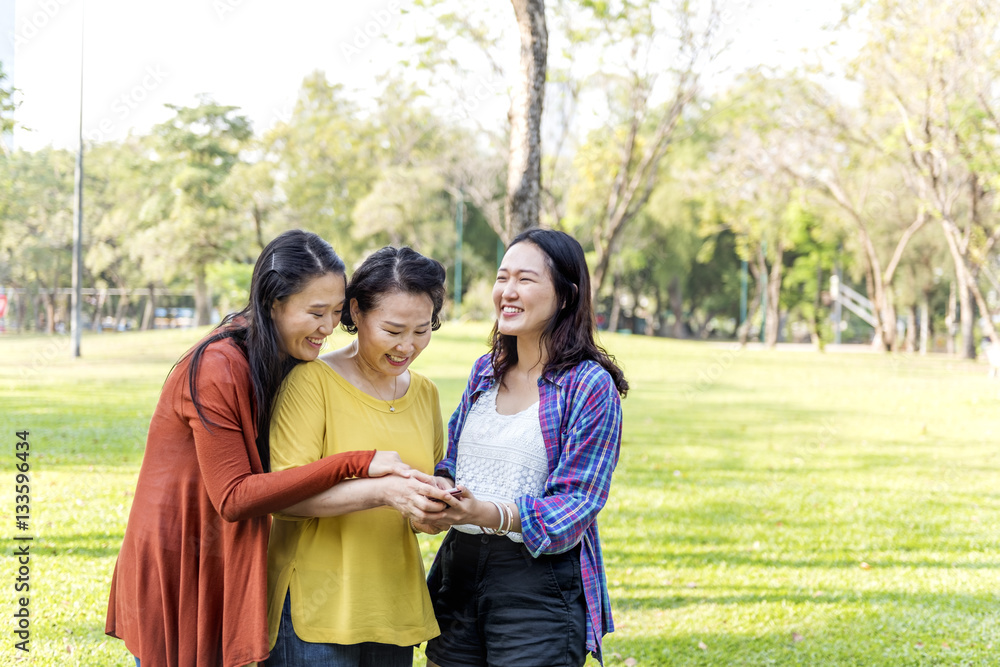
[454,194,464,313]
[70,1,85,358]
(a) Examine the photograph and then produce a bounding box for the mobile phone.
[431,488,463,505]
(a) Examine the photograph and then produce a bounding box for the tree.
[506,0,548,237]
[568,112,728,337]
[267,73,379,257]
[849,0,1000,357]
[0,61,15,144]
[141,98,252,325]
[565,0,726,296]
[0,149,75,332]
[84,138,158,330]
[708,76,823,347]
[715,70,932,351]
[407,0,541,243]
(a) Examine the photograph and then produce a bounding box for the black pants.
[425,530,587,667]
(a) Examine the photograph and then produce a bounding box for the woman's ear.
[563,283,579,309]
[349,298,360,323]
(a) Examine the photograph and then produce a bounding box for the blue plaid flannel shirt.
[436,354,623,663]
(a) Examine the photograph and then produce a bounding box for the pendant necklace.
[369,374,398,412]
[356,342,397,412]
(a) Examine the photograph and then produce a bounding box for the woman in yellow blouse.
[264,247,451,666]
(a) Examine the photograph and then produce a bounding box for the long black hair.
[339,246,446,334]
[489,228,628,397]
[183,229,346,471]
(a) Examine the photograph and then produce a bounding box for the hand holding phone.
[430,487,463,505]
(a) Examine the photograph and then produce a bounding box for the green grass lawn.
[1,325,998,666]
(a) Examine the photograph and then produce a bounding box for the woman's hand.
[425,486,490,528]
[379,474,458,523]
[433,487,523,534]
[410,518,445,535]
[367,450,411,478]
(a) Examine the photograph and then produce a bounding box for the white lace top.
[453,384,549,542]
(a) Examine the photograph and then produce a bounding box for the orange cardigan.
[106,337,374,667]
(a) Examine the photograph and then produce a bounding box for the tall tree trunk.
[141,284,156,331]
[764,243,784,348]
[945,281,957,355]
[506,0,547,241]
[42,293,55,335]
[738,248,766,346]
[958,282,975,360]
[811,181,923,352]
[194,266,212,326]
[57,293,70,334]
[630,286,644,334]
[938,219,997,358]
[905,305,917,352]
[668,276,685,339]
[810,263,823,349]
[942,223,976,359]
[253,203,266,252]
[919,293,930,355]
[91,288,108,332]
[654,284,666,336]
[114,290,131,331]
[15,291,25,333]
[643,292,656,337]
[607,273,622,333]
[880,288,898,352]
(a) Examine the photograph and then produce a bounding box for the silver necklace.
[355,342,397,412]
[368,374,398,412]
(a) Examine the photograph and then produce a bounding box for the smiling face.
[271,272,346,361]
[353,290,434,378]
[493,241,560,342]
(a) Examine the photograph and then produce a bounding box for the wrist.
[374,475,394,507]
[475,499,503,533]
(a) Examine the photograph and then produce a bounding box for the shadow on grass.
[600,630,994,667]
[608,547,1000,572]
[612,588,1000,612]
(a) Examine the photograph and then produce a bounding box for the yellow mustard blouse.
[266,359,443,648]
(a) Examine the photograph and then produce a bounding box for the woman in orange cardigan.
[106,230,453,667]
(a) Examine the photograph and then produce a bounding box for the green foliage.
[143,98,252,272]
[266,72,379,255]
[0,148,76,298]
[0,61,15,139]
[2,327,999,665]
[4,3,998,344]
[205,260,254,318]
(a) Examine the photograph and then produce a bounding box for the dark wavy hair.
[490,229,628,397]
[340,246,446,334]
[182,229,346,472]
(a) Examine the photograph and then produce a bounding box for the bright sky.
[3,0,855,152]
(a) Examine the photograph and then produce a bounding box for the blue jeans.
[264,590,413,667]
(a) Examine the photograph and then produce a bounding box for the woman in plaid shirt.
[417,229,628,667]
